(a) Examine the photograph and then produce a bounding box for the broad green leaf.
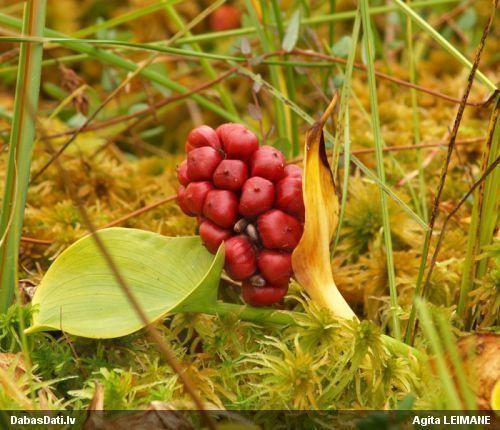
[26,228,224,338]
[292,118,356,320]
[282,10,301,52]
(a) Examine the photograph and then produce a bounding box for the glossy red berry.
[199,220,233,254]
[250,146,286,182]
[185,125,221,153]
[213,159,248,191]
[177,186,195,216]
[239,176,274,218]
[257,250,292,286]
[187,146,223,182]
[184,181,214,215]
[216,123,259,161]
[224,235,257,280]
[257,209,303,251]
[203,189,239,228]
[284,164,302,179]
[241,282,288,307]
[176,160,190,186]
[209,5,241,32]
[275,177,305,221]
[179,122,306,307]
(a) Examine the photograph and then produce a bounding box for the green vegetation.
[0,0,498,416]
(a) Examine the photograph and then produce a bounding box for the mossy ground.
[0,0,498,414]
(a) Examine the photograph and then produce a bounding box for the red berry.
[216,123,259,161]
[209,5,241,32]
[284,164,302,179]
[239,176,274,217]
[257,250,292,286]
[241,282,288,307]
[177,186,195,216]
[203,189,239,228]
[257,209,303,251]
[184,181,214,215]
[185,125,221,153]
[187,146,223,181]
[250,146,286,182]
[199,220,233,254]
[176,160,190,186]
[213,159,248,191]
[275,177,305,221]
[224,235,257,280]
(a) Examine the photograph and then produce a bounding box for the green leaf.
[331,35,352,58]
[26,228,224,339]
[282,10,301,52]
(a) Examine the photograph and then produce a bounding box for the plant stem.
[332,8,361,179]
[434,313,477,409]
[405,2,428,222]
[245,0,287,143]
[406,2,495,341]
[332,9,360,253]
[0,0,46,312]
[270,0,299,156]
[172,0,461,45]
[391,0,495,91]
[416,301,462,409]
[474,101,499,279]
[236,66,429,231]
[328,0,336,47]
[0,13,243,127]
[164,1,240,119]
[71,0,181,38]
[199,302,426,361]
[360,0,402,340]
[458,97,499,321]
[210,302,296,325]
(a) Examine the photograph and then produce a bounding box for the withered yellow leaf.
[292,118,356,320]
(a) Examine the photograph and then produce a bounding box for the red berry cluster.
[176,124,304,307]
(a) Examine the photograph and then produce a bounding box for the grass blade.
[458,99,499,320]
[404,3,428,221]
[391,0,495,91]
[332,8,361,253]
[0,13,243,127]
[171,0,461,45]
[236,66,429,231]
[416,300,463,409]
[71,0,181,38]
[164,0,241,119]
[271,0,300,155]
[475,102,500,278]
[405,3,496,342]
[0,0,46,311]
[244,0,287,145]
[434,313,477,409]
[360,0,401,340]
